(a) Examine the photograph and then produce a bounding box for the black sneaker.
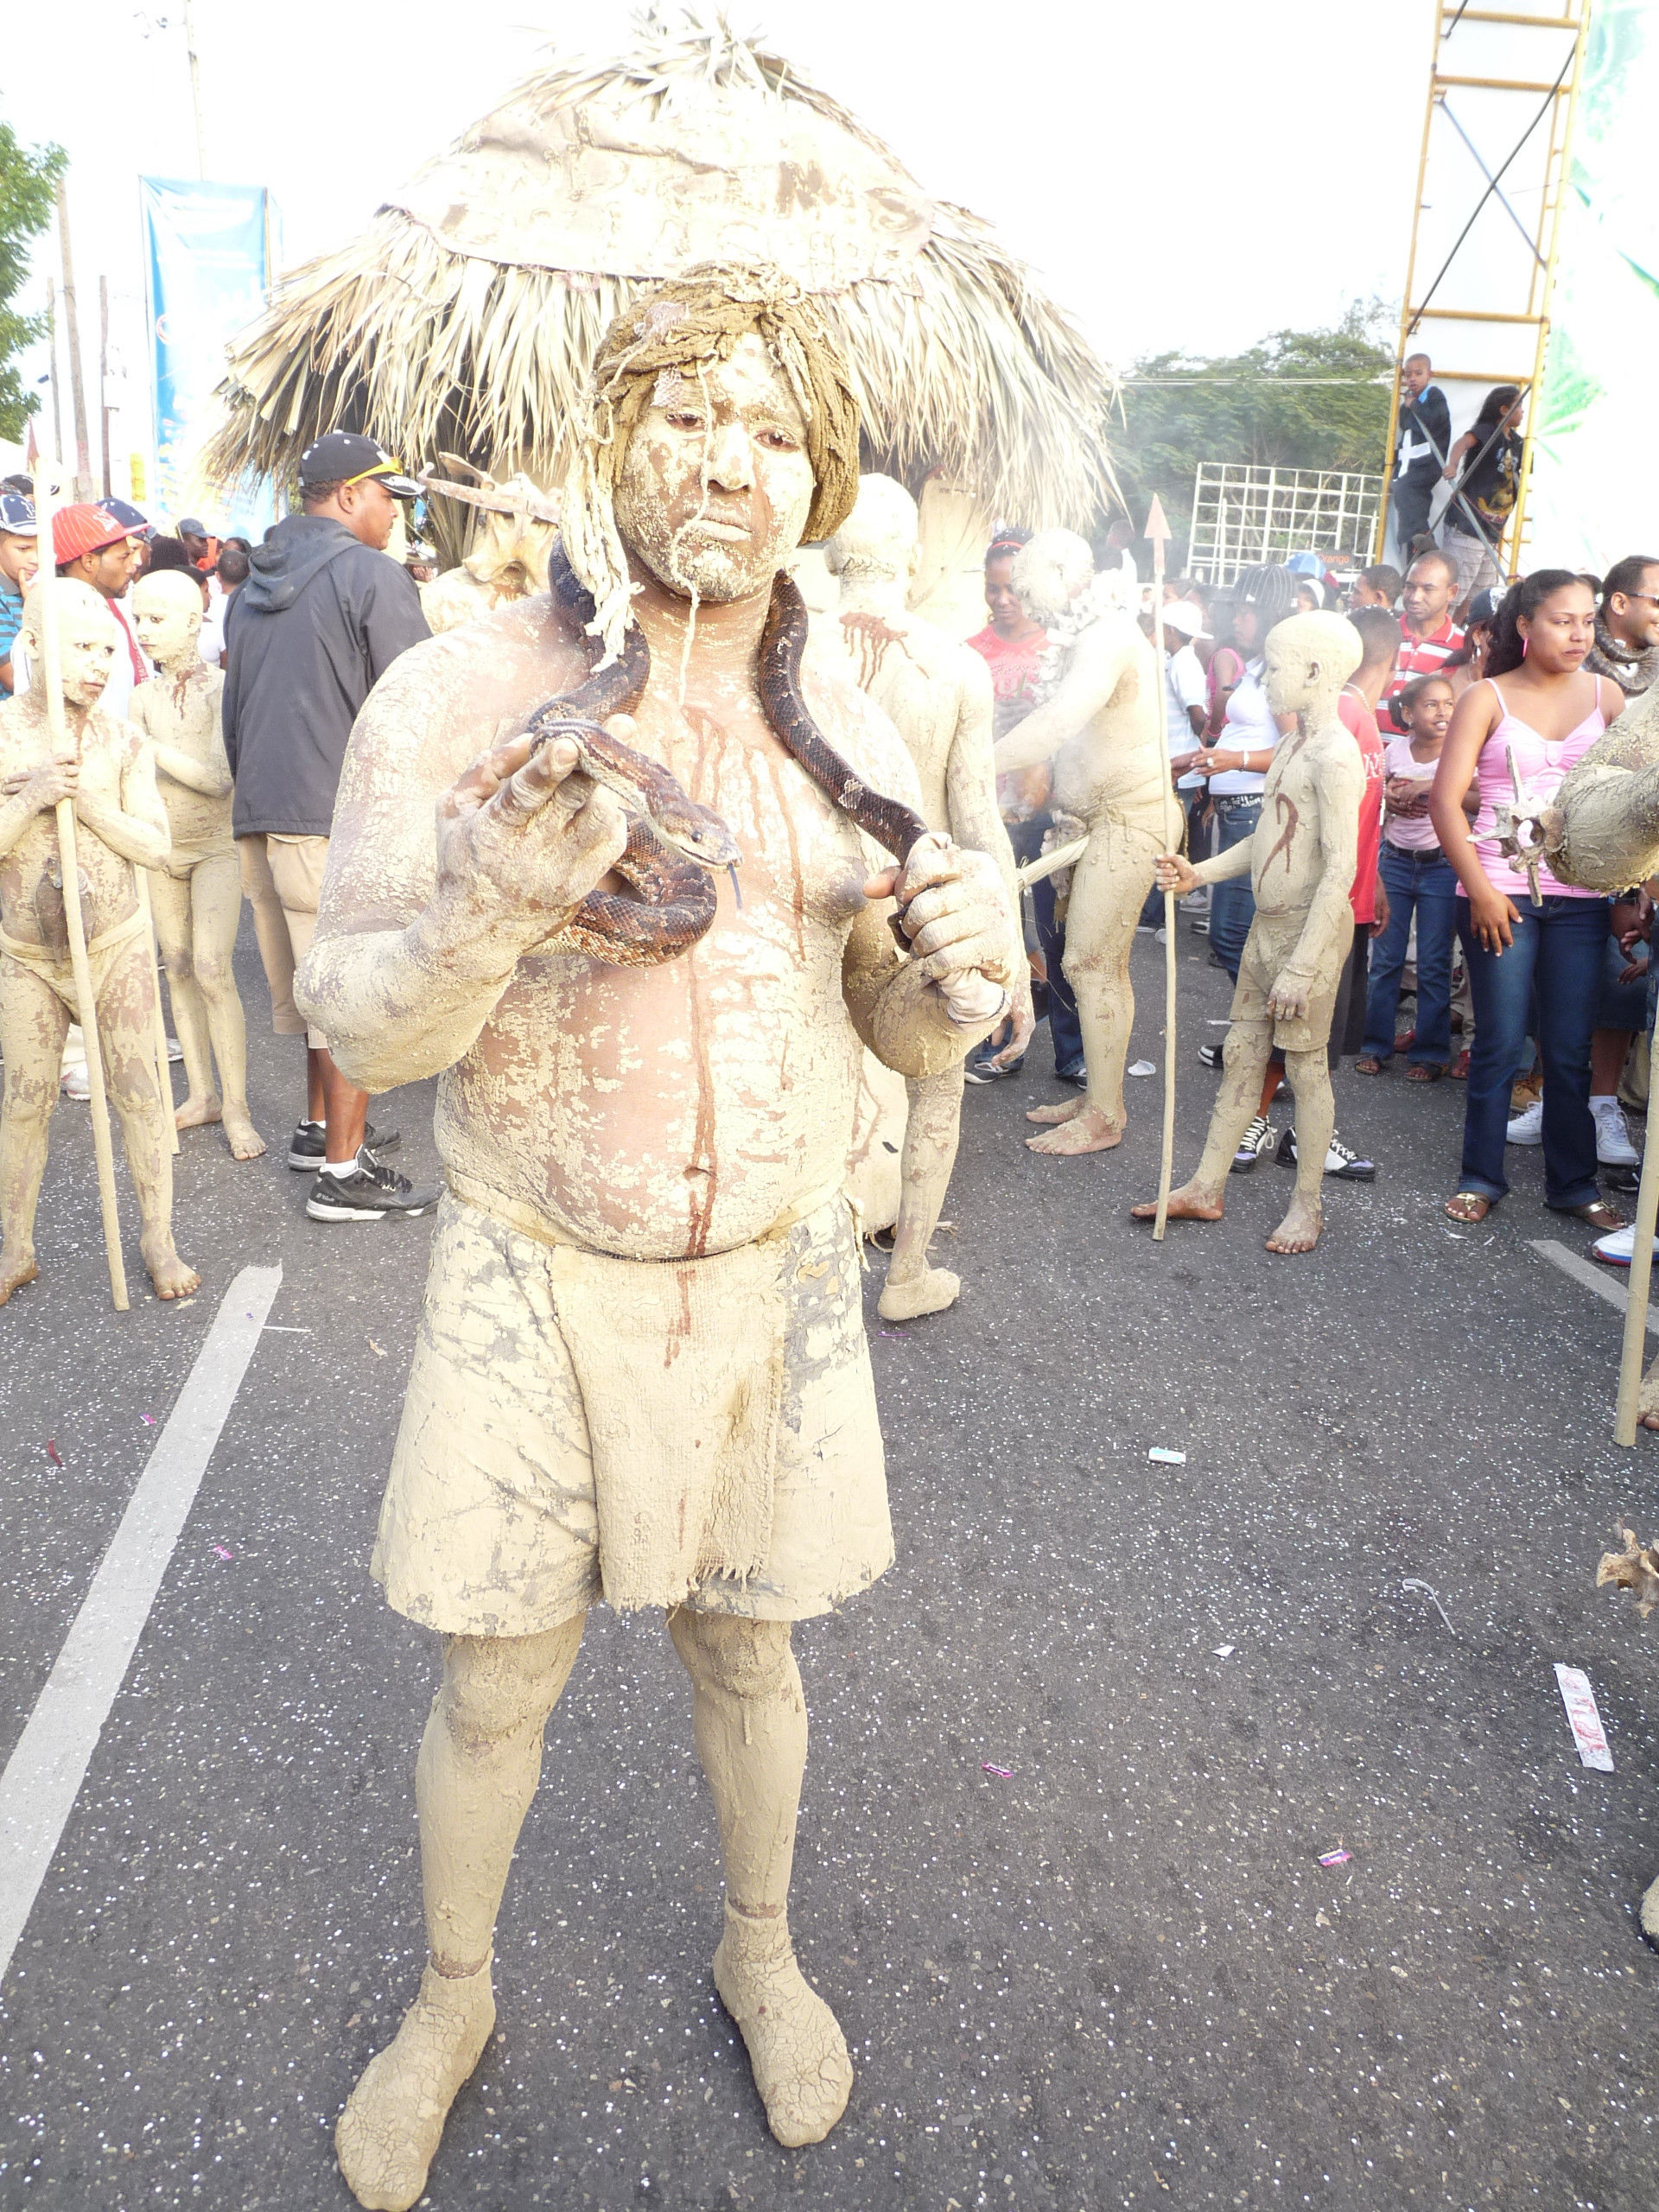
[1230,1114,1274,1173]
[287,1118,402,1171]
[1199,1042,1224,1069]
[1055,1060,1088,1088]
[963,1046,1025,1084]
[305,1150,439,1222]
[1276,1127,1376,1182]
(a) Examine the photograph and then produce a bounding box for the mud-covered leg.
[1027,825,1150,1154]
[0,956,69,1304]
[149,868,219,1133]
[96,937,199,1300]
[337,1616,586,2212]
[1268,1045,1332,1254]
[880,1059,963,1319]
[669,1607,852,2148]
[1133,969,1274,1224]
[190,850,263,1158]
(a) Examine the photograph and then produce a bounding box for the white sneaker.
[1592,1097,1640,1167]
[1592,1223,1659,1268]
[1506,1100,1544,1146]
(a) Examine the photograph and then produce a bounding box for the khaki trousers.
[238,833,329,1050]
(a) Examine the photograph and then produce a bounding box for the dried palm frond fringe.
[202,28,1117,535]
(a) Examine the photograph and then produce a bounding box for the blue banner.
[140,176,271,532]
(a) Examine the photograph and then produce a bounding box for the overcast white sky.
[8,0,1437,466]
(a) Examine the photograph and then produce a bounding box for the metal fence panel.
[1185,464,1383,583]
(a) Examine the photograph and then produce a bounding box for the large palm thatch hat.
[205,13,1117,543]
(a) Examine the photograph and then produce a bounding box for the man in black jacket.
[1389,353,1452,559]
[224,431,437,1221]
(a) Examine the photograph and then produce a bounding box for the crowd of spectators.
[966,513,1659,1247]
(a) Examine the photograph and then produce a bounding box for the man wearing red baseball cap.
[50,504,149,711]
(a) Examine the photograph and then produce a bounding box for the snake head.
[659,812,743,873]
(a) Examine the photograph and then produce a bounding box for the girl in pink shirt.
[1430,572,1625,1225]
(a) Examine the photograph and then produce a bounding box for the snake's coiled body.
[523,543,931,968]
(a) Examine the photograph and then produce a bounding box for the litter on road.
[1554,1664,1614,1771]
[1148,1446,1186,1465]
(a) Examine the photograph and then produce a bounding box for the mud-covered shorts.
[372,1188,893,1635]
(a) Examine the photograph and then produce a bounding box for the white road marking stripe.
[0,1263,282,1983]
[1529,1238,1659,1336]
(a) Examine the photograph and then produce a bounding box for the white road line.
[0,1263,282,1984]
[1529,1238,1659,1336]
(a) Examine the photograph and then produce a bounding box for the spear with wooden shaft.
[1145,496,1180,1241]
[33,462,130,1308]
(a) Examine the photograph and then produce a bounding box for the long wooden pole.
[99,275,111,502]
[1145,498,1179,1241]
[33,463,130,1309]
[1614,1120,1659,1446]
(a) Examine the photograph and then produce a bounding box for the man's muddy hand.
[3,756,78,811]
[1154,851,1198,898]
[430,724,629,950]
[865,839,1016,988]
[1266,968,1314,1020]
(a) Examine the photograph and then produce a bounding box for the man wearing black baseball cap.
[224,429,435,1220]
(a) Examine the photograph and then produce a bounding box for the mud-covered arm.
[1277,743,1364,1007]
[945,655,1031,1050]
[1189,836,1255,887]
[74,738,170,869]
[991,619,1133,776]
[296,688,626,1094]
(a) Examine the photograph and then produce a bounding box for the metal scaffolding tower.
[1377,1,1593,569]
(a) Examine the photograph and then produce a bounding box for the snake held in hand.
[522,540,931,967]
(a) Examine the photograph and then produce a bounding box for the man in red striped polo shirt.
[1383,550,1464,724]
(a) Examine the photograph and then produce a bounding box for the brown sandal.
[1404,1064,1445,1084]
[1445,1191,1496,1223]
[1565,1201,1627,1232]
[1355,1056,1385,1075]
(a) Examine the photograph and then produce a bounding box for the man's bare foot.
[1130,1180,1224,1224]
[878,1264,959,1321]
[337,1959,495,2212]
[1027,1099,1082,1126]
[1265,1194,1323,1254]
[175,1092,222,1133]
[715,1914,852,2148]
[1027,1103,1124,1155]
[141,1234,201,1301]
[221,1107,267,1161]
[0,1248,41,1306]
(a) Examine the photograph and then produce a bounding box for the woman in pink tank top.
[1428,571,1626,1226]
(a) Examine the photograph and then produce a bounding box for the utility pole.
[99,276,111,499]
[54,181,94,500]
[45,277,62,465]
[184,0,207,178]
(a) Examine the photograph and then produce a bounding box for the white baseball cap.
[1161,601,1204,637]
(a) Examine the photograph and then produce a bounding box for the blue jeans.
[1208,795,1261,982]
[1457,894,1610,1208]
[1033,875,1084,1071]
[1363,843,1459,1065]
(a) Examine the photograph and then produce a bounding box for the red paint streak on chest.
[1264,792,1300,878]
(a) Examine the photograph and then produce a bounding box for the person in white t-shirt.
[1189,563,1300,982]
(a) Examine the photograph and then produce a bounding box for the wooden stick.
[1144,498,1180,1241]
[1015,834,1089,892]
[1614,1116,1659,1446]
[34,462,129,1309]
[135,869,178,1154]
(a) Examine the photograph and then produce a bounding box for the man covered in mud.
[296,265,1016,2209]
[0,579,198,1306]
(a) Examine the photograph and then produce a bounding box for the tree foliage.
[0,123,67,446]
[1113,304,1395,555]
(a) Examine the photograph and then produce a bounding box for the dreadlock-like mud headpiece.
[562,261,861,660]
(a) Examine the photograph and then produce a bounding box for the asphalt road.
[2,914,1657,2212]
